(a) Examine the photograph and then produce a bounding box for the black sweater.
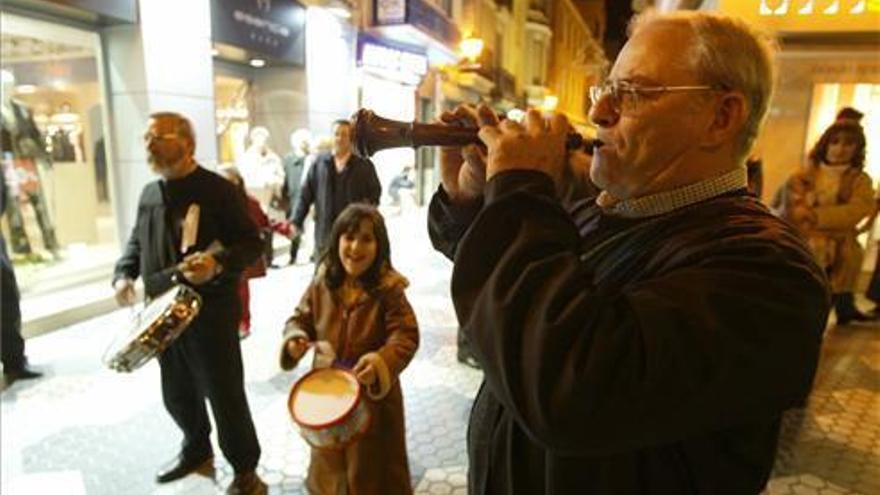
[114,166,262,299]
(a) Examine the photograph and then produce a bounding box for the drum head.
[290,368,361,428]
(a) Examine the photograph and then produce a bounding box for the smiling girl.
[279,203,419,494]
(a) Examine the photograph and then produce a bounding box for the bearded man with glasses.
[113,113,267,495]
[427,10,829,494]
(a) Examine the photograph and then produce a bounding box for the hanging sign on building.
[373,0,459,47]
[376,0,407,24]
[358,37,429,79]
[212,0,306,65]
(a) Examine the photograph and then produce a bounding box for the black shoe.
[457,351,481,370]
[838,311,875,326]
[851,311,875,322]
[3,366,43,384]
[226,470,267,495]
[155,454,213,484]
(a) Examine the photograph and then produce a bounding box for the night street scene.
[1,0,879,494]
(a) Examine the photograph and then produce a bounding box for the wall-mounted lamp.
[460,37,484,62]
[542,95,559,111]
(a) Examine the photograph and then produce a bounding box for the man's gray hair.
[630,10,777,160]
[149,111,196,147]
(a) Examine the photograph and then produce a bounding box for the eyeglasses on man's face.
[143,131,179,143]
[588,80,723,114]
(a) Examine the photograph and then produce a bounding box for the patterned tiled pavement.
[2,208,879,494]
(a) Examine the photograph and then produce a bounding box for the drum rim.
[302,411,372,451]
[288,367,363,429]
[104,284,203,372]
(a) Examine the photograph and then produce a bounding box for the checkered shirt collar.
[602,168,748,219]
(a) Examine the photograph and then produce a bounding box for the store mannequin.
[47,102,84,163]
[237,126,283,208]
[0,70,59,258]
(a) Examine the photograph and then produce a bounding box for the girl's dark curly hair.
[321,203,392,291]
[808,120,866,169]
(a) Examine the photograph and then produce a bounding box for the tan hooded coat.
[781,166,874,292]
[280,267,419,495]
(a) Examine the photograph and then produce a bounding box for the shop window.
[215,75,253,166]
[1,12,116,293]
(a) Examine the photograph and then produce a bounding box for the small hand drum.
[103,285,202,372]
[288,368,371,450]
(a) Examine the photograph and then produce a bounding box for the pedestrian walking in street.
[389,166,415,208]
[1,174,42,386]
[780,107,873,325]
[428,10,829,493]
[112,112,267,495]
[218,165,291,339]
[290,119,381,261]
[277,128,312,265]
[280,204,418,495]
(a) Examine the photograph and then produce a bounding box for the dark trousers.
[157,295,261,473]
[289,232,301,264]
[832,292,861,319]
[866,241,880,304]
[1,236,26,371]
[261,229,274,267]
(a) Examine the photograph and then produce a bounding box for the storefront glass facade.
[1,11,116,295]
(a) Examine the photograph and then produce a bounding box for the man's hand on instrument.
[479,108,568,184]
[181,251,221,285]
[353,356,377,387]
[113,277,136,307]
[289,223,300,239]
[285,336,310,361]
[437,104,497,204]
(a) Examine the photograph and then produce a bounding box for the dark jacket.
[114,166,262,299]
[428,170,829,494]
[279,153,307,215]
[291,152,381,255]
[1,99,50,161]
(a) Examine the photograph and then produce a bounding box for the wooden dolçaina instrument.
[349,108,600,158]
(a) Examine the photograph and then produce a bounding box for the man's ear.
[701,92,748,151]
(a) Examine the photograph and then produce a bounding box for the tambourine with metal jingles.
[103,245,222,373]
[103,284,202,372]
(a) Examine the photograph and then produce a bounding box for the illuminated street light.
[460,37,484,62]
